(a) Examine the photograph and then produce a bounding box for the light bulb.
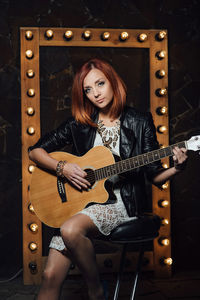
[27,107,35,116]
[29,242,38,251]
[27,88,35,97]
[27,126,35,135]
[120,32,129,41]
[25,31,33,40]
[157,125,167,134]
[159,237,170,246]
[64,30,73,40]
[28,203,35,213]
[45,29,54,39]
[158,199,169,208]
[29,223,39,232]
[101,32,110,40]
[26,69,35,78]
[25,50,34,59]
[138,33,148,42]
[82,30,92,40]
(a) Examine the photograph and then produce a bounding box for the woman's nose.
[93,87,100,98]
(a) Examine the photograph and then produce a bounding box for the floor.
[0,270,200,300]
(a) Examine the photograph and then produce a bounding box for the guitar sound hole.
[84,169,95,187]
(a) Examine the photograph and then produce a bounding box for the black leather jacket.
[29,106,163,217]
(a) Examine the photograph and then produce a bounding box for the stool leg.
[113,243,127,300]
[130,248,144,300]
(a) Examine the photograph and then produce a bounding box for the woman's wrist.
[56,160,67,177]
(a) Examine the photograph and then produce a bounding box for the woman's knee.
[60,223,82,248]
[42,268,62,288]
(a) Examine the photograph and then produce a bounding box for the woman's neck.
[98,112,119,127]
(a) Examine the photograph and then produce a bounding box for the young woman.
[29,58,187,300]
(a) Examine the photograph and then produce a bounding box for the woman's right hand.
[62,163,91,190]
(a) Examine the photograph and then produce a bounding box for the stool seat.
[108,214,161,242]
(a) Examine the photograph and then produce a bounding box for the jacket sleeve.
[142,112,164,183]
[28,119,73,153]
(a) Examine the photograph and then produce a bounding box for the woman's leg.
[60,213,105,300]
[37,248,72,300]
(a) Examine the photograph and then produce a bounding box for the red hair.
[71,58,127,126]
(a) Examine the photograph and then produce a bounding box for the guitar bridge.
[57,177,67,203]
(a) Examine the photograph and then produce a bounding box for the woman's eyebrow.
[84,78,104,88]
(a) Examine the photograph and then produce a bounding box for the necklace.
[97,120,120,150]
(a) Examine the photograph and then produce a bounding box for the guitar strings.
[82,141,186,183]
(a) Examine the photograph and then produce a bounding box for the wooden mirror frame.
[20,27,170,284]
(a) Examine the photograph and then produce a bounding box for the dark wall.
[0,0,200,277]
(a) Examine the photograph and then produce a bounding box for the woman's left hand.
[172,147,188,171]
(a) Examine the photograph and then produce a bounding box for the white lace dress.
[49,123,136,251]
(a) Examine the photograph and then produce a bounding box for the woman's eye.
[98,81,105,86]
[84,88,91,94]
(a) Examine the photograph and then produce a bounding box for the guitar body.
[30,146,115,228]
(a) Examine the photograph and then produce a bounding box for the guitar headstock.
[186,135,200,151]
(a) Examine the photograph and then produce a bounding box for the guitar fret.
[159,148,165,158]
[134,157,139,167]
[165,146,172,156]
[138,155,143,166]
[130,158,135,169]
[143,153,149,164]
[153,150,160,160]
[148,152,153,162]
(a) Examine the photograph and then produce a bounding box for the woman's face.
[83,68,114,112]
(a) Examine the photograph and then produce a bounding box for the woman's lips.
[96,98,104,103]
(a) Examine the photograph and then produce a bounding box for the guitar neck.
[95,140,187,180]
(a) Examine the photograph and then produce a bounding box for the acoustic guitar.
[30,136,200,228]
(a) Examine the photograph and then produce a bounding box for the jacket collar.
[75,107,135,158]
[119,107,136,159]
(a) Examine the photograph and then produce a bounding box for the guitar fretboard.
[94,141,186,181]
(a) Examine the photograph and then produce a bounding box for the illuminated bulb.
[156,50,166,59]
[25,30,33,40]
[156,106,168,116]
[27,107,35,116]
[27,126,35,135]
[158,199,169,207]
[156,88,167,96]
[29,242,38,251]
[159,237,170,246]
[156,69,166,78]
[120,32,129,41]
[27,88,35,97]
[101,32,110,40]
[162,182,169,189]
[64,30,73,40]
[163,163,168,169]
[26,69,35,78]
[138,33,148,42]
[28,164,35,173]
[82,30,92,40]
[161,218,169,225]
[157,31,167,41]
[157,125,167,134]
[45,29,54,39]
[163,257,173,265]
[28,203,35,213]
[25,50,34,59]
[29,223,39,232]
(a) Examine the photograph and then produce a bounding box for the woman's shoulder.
[122,106,152,122]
